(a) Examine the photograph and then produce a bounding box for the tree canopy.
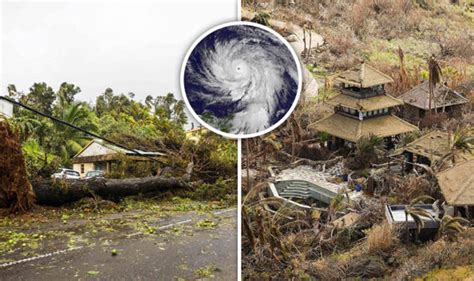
[5,82,235,181]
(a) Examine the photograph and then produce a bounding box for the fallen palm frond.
[436,215,469,240]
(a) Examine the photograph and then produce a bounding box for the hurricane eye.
[182,23,300,137]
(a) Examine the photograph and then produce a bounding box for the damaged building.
[309,63,418,149]
[400,81,468,123]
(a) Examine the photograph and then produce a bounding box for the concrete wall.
[73,163,95,178]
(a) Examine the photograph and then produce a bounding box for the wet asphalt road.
[1,209,237,281]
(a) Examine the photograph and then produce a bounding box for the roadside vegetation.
[0,82,237,267]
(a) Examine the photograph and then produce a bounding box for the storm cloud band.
[183,23,300,135]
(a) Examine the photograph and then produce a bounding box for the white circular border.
[180,21,303,139]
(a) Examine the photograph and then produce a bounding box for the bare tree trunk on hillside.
[302,28,307,58]
[308,28,312,58]
[428,55,442,116]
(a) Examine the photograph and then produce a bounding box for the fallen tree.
[0,117,195,208]
[32,176,192,206]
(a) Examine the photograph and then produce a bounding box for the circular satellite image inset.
[181,22,302,138]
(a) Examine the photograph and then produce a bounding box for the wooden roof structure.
[394,130,450,161]
[393,130,473,163]
[400,81,468,110]
[436,160,474,206]
[327,93,403,111]
[309,113,418,142]
[336,63,394,88]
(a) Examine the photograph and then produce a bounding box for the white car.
[51,168,81,180]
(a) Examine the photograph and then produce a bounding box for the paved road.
[1,209,237,280]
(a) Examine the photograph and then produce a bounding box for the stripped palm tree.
[428,55,442,116]
[436,215,469,240]
[397,47,410,94]
[306,21,313,59]
[404,195,435,242]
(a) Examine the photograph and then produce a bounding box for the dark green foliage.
[190,178,236,204]
[347,134,385,170]
[7,82,236,188]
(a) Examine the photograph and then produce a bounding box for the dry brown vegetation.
[246,0,474,96]
[367,222,397,254]
[242,1,474,279]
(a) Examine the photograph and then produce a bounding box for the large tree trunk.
[32,176,190,206]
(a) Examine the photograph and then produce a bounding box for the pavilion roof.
[309,113,418,142]
[400,81,468,110]
[392,130,473,162]
[336,63,394,88]
[327,93,403,111]
[436,160,474,206]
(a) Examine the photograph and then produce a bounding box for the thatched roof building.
[400,82,468,121]
[336,63,394,88]
[312,114,417,143]
[325,93,403,112]
[394,130,473,163]
[401,81,468,111]
[309,63,418,147]
[436,160,474,207]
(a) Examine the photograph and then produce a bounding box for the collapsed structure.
[436,160,474,219]
[309,63,418,148]
[393,130,473,170]
[400,81,468,122]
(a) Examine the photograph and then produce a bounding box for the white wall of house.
[77,142,117,157]
[0,100,13,118]
[73,163,95,178]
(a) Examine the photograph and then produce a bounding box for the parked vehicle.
[51,168,81,180]
[84,170,105,180]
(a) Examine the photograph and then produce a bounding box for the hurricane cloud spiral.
[183,23,300,136]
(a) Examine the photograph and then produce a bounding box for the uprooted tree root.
[0,121,35,213]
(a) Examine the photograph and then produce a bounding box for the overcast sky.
[0,0,237,107]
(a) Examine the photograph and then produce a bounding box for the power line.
[0,95,167,164]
